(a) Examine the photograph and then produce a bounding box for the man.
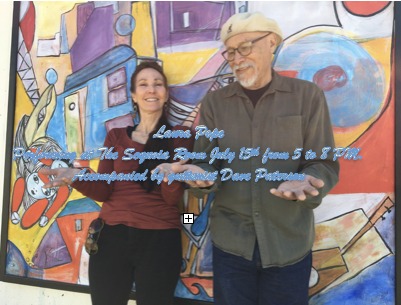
[159,12,339,305]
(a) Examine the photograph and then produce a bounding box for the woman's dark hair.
[130,61,173,192]
[130,61,168,93]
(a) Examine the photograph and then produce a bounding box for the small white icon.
[183,213,194,224]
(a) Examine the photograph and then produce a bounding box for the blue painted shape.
[33,221,71,268]
[174,278,214,302]
[374,203,395,253]
[47,89,68,150]
[169,80,215,106]
[197,232,213,274]
[47,45,138,151]
[309,255,395,305]
[191,192,215,236]
[274,32,385,128]
[46,68,58,85]
[60,14,69,54]
[6,241,29,276]
[58,197,101,217]
[83,76,133,150]
[64,45,136,91]
[116,14,135,36]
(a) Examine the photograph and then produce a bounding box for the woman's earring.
[164,102,169,114]
[132,102,140,125]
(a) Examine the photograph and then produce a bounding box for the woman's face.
[131,68,168,115]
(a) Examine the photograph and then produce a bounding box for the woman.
[42,62,193,305]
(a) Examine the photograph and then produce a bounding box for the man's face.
[225,31,276,89]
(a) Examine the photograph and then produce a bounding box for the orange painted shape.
[42,263,79,283]
[343,1,390,16]
[276,70,298,78]
[330,54,394,194]
[21,198,48,229]
[181,277,213,297]
[11,177,26,212]
[44,186,70,219]
[43,212,99,283]
[330,91,394,194]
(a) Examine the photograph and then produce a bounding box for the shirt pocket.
[273,115,303,153]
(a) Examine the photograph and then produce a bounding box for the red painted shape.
[40,158,53,166]
[11,177,25,212]
[343,1,390,16]
[20,1,36,51]
[21,198,48,229]
[44,186,70,220]
[330,54,394,194]
[313,65,347,91]
[276,70,299,78]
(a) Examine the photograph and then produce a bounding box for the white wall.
[0,2,134,304]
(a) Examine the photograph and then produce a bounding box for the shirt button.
[254,212,260,216]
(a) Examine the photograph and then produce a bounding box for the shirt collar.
[223,69,293,99]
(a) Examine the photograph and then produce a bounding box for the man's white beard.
[233,63,258,88]
[237,73,258,88]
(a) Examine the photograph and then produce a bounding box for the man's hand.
[40,167,81,188]
[270,175,324,201]
[153,161,215,188]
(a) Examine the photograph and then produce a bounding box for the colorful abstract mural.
[2,1,395,304]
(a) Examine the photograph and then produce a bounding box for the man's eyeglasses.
[222,32,272,62]
[85,218,104,255]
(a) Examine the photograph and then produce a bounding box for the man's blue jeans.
[212,244,312,305]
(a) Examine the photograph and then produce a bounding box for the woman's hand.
[153,161,215,188]
[39,167,82,188]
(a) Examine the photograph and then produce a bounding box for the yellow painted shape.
[64,93,84,154]
[31,2,74,93]
[320,251,345,270]
[333,38,391,146]
[68,188,86,201]
[159,49,218,85]
[360,38,391,87]
[333,37,391,147]
[89,159,100,172]
[8,218,49,264]
[313,248,345,270]
[328,228,391,289]
[333,119,374,147]
[342,228,391,274]
[68,189,102,208]
[64,3,78,50]
[9,163,17,196]
[9,76,33,217]
[65,159,102,204]
[131,1,155,57]
[24,85,57,146]
[13,76,34,130]
[32,53,73,96]
[35,2,83,37]
[313,210,368,250]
